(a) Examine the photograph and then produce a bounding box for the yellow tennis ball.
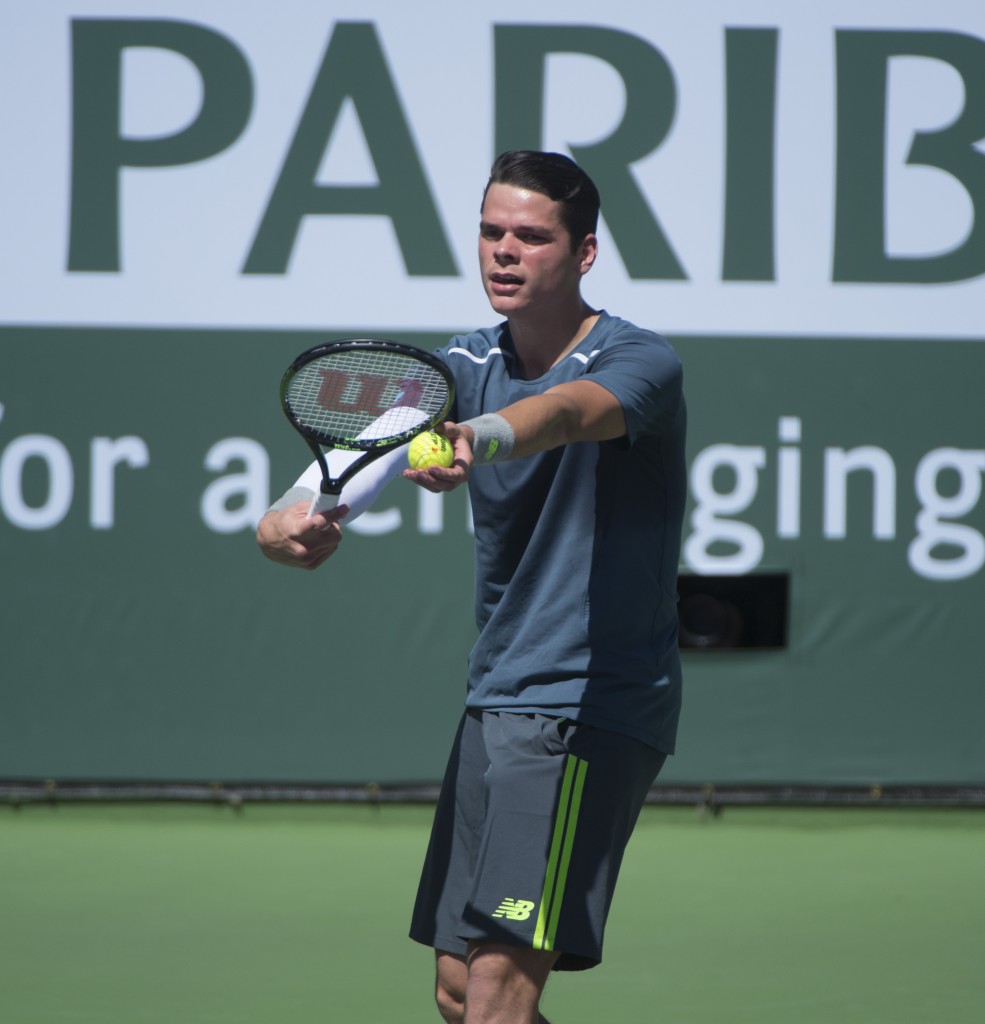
[408,431,454,469]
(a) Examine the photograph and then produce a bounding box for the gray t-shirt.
[437,311,687,753]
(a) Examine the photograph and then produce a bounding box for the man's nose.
[494,239,517,262]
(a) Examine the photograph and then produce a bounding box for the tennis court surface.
[2,802,982,1023]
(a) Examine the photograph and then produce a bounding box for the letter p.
[69,19,253,271]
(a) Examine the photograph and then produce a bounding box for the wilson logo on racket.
[491,898,536,921]
[317,369,391,418]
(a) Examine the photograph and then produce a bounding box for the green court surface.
[1,803,982,1023]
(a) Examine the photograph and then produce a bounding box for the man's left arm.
[475,379,626,455]
[403,380,625,490]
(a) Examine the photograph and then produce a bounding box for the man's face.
[478,183,596,319]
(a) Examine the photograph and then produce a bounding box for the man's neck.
[507,304,600,379]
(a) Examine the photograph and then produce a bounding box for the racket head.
[280,338,455,451]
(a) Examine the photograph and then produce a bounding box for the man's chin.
[485,290,523,316]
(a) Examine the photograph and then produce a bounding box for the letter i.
[777,416,801,538]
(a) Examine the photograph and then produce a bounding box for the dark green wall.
[2,328,982,785]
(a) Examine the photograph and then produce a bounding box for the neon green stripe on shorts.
[533,753,588,951]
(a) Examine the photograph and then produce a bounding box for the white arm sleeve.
[292,443,410,520]
[274,406,425,519]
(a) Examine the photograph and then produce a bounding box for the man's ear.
[578,233,598,275]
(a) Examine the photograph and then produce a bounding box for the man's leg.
[434,946,556,1024]
[465,943,557,1024]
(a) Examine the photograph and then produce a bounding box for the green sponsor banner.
[673,334,984,785]
[1,328,982,785]
[0,328,474,783]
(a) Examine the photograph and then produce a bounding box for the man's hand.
[402,424,474,492]
[256,501,350,570]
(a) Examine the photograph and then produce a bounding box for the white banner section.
[1,1,983,337]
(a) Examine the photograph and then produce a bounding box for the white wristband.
[462,413,515,465]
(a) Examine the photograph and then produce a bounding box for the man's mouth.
[490,272,523,290]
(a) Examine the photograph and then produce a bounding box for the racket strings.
[285,349,450,445]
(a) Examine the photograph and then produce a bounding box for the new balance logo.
[492,898,535,921]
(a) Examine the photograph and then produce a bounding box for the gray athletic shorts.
[409,709,666,971]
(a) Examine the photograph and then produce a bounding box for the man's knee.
[435,980,465,1024]
[435,951,467,1024]
[435,987,463,1024]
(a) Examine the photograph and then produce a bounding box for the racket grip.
[307,490,340,517]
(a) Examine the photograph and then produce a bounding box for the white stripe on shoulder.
[446,346,505,365]
[570,349,602,364]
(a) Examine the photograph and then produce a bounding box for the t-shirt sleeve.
[586,330,683,445]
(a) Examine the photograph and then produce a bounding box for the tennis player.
[258,151,687,1024]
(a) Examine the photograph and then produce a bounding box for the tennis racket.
[280,338,455,516]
